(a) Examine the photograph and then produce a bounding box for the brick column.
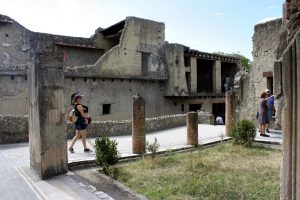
[225,91,235,136]
[190,57,197,93]
[187,112,198,146]
[28,51,67,179]
[132,94,146,154]
[213,60,222,93]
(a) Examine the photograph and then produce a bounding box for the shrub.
[95,135,120,167]
[146,137,160,159]
[230,120,256,147]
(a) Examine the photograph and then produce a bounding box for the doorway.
[212,103,225,124]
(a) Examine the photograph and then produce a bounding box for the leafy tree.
[213,52,252,71]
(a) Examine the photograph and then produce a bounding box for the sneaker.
[69,147,74,153]
[266,129,270,133]
[84,148,91,152]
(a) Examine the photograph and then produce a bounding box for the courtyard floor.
[0,124,282,200]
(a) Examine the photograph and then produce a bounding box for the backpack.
[68,106,78,124]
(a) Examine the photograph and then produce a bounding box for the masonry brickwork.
[187,112,198,146]
[132,94,146,154]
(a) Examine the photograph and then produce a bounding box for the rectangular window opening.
[189,104,202,112]
[102,104,111,115]
[141,52,151,75]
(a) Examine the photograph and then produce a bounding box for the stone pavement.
[0,124,282,199]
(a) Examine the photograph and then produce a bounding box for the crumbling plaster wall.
[252,18,282,97]
[65,77,179,121]
[92,17,166,77]
[235,18,282,127]
[0,22,31,66]
[59,47,104,67]
[0,75,28,115]
[92,28,121,52]
[164,43,188,96]
[234,71,257,122]
[0,20,31,115]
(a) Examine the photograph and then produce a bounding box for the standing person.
[265,89,275,133]
[258,92,270,137]
[215,115,224,125]
[69,94,91,153]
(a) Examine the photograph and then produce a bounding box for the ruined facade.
[235,18,283,128]
[0,14,239,123]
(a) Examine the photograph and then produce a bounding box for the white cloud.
[258,16,281,24]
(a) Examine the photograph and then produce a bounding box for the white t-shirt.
[216,116,224,125]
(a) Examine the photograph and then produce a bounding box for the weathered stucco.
[95,17,166,77]
[252,18,282,97]
[0,14,239,124]
[164,43,188,96]
[64,77,177,121]
[235,18,283,128]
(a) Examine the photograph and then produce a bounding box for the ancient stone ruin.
[0,14,239,144]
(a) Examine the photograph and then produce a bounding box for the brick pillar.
[29,51,67,179]
[187,112,198,146]
[225,91,235,136]
[132,94,146,154]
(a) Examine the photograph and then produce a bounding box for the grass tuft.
[115,143,281,200]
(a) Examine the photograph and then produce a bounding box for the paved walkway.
[0,124,282,200]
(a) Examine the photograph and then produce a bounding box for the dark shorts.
[75,118,88,130]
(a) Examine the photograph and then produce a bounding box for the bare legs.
[260,124,270,137]
[69,129,89,152]
[81,129,87,149]
[260,124,266,135]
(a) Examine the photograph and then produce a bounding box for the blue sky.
[1,0,283,60]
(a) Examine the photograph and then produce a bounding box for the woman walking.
[69,93,91,153]
[258,92,270,137]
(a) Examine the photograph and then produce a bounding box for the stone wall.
[67,113,214,138]
[164,43,188,96]
[0,75,28,115]
[66,114,188,138]
[0,113,214,144]
[234,71,257,122]
[64,77,180,121]
[66,17,167,79]
[235,18,282,128]
[252,18,282,97]
[0,115,28,143]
